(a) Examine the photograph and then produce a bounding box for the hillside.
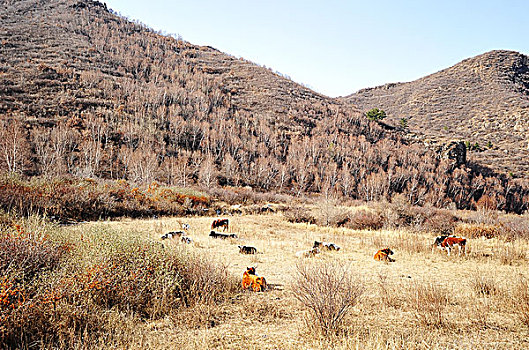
[344,50,529,176]
[0,0,528,211]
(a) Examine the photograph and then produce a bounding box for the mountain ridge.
[344,50,529,176]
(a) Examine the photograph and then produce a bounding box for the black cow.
[209,230,238,239]
[238,245,257,254]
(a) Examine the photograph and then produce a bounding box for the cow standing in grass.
[441,236,467,256]
[211,219,229,232]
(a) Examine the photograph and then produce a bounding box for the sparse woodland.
[0,0,528,216]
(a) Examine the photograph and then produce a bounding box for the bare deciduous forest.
[1,0,528,214]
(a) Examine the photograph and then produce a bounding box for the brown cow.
[441,236,466,256]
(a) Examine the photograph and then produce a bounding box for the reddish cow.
[211,219,229,232]
[441,236,467,256]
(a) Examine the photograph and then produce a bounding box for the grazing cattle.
[374,248,395,262]
[242,267,267,292]
[211,219,229,232]
[441,236,466,256]
[432,235,456,252]
[313,241,341,251]
[295,247,321,258]
[238,245,257,254]
[182,223,190,231]
[161,231,186,240]
[181,236,193,244]
[209,230,238,239]
[433,235,450,247]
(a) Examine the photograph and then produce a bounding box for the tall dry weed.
[409,281,449,328]
[514,274,529,327]
[292,261,364,337]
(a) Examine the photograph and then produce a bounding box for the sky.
[104,0,529,97]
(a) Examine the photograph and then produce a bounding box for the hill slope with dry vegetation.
[345,50,529,176]
[0,0,528,212]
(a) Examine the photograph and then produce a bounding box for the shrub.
[411,207,458,234]
[498,216,529,241]
[454,223,499,239]
[476,194,497,211]
[346,209,383,230]
[0,177,211,221]
[284,206,316,224]
[0,224,69,283]
[315,199,350,227]
[0,221,238,348]
[292,262,364,337]
[365,108,387,122]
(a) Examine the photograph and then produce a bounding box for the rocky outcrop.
[441,141,467,167]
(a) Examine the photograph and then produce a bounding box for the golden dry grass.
[69,210,529,349]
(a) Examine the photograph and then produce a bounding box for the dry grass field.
[63,208,529,349]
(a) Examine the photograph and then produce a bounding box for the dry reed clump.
[454,223,500,239]
[0,221,239,349]
[465,207,499,225]
[514,274,529,327]
[409,281,449,328]
[470,272,499,298]
[376,273,401,308]
[292,261,364,337]
[494,244,527,265]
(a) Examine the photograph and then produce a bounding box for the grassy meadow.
[2,200,529,349]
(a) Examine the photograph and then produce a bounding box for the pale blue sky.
[104,0,529,97]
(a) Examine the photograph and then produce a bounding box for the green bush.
[365,108,387,122]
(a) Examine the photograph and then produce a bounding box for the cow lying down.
[242,267,267,292]
[161,231,193,244]
[296,247,321,258]
[238,245,257,254]
[209,230,238,239]
[374,248,395,262]
[313,240,341,251]
[161,231,185,240]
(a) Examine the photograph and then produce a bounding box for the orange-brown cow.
[441,236,466,256]
[374,248,395,262]
[242,267,267,292]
